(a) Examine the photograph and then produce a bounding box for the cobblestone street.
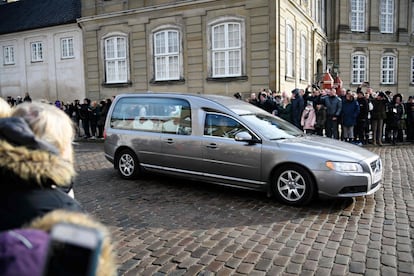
[74,142,414,275]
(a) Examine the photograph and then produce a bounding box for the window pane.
[117,37,126,58]
[105,38,115,59]
[213,25,225,49]
[213,51,225,76]
[168,31,178,53]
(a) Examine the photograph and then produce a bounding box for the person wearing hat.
[370,91,388,146]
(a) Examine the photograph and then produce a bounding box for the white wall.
[0,23,85,103]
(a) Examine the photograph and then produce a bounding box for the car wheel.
[272,165,315,206]
[116,149,140,179]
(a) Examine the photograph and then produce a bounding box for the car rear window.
[110,97,192,135]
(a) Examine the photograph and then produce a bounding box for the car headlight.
[326,161,363,173]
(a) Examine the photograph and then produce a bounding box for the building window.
[411,57,414,84]
[380,0,394,33]
[104,36,128,84]
[381,55,395,84]
[31,42,43,62]
[286,24,294,78]
[351,54,367,84]
[300,34,307,80]
[3,45,14,65]
[154,30,180,81]
[351,0,365,32]
[211,22,242,77]
[61,37,74,59]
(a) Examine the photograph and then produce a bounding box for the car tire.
[272,165,315,206]
[116,149,140,180]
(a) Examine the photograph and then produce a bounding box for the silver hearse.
[104,93,382,206]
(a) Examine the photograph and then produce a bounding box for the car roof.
[114,92,265,115]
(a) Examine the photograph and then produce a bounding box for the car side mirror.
[235,131,258,144]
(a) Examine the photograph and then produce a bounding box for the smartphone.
[42,223,103,276]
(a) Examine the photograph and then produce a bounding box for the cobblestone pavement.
[73,142,414,275]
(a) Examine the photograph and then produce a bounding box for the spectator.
[406,96,414,143]
[277,92,293,124]
[90,100,101,139]
[247,92,258,106]
[301,101,316,134]
[0,102,82,231]
[341,91,360,143]
[0,210,117,276]
[324,88,342,139]
[80,98,92,139]
[355,90,369,144]
[388,93,405,145]
[23,92,32,103]
[257,91,276,114]
[371,91,388,146]
[291,88,305,129]
[314,102,327,136]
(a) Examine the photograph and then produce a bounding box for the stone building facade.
[79,0,327,100]
[326,0,414,95]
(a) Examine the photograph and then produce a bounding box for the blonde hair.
[0,97,12,118]
[11,101,75,162]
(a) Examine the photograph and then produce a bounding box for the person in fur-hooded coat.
[0,102,83,231]
[0,210,117,276]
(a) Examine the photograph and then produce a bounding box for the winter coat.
[324,95,342,117]
[371,98,387,120]
[278,103,293,124]
[291,90,305,129]
[0,117,82,231]
[301,106,316,130]
[315,106,327,129]
[342,99,360,127]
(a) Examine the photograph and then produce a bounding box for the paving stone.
[73,142,413,276]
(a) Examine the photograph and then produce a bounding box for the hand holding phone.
[42,223,103,276]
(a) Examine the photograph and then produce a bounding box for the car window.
[241,113,303,140]
[110,97,192,135]
[204,114,248,139]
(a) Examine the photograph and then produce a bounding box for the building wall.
[79,0,326,100]
[328,0,414,96]
[0,24,85,102]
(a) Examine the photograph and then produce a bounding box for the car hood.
[276,135,378,162]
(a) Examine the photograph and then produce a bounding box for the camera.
[42,223,103,276]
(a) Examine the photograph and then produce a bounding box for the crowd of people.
[241,83,414,146]
[0,97,117,275]
[6,94,114,140]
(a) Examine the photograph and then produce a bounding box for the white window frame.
[381,55,396,84]
[380,0,394,33]
[31,42,43,62]
[286,24,294,78]
[300,33,307,80]
[411,57,414,84]
[153,29,180,81]
[104,35,128,84]
[3,45,14,65]
[351,54,367,84]
[351,0,365,32]
[61,37,74,59]
[211,21,242,78]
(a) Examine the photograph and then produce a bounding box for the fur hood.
[0,117,75,188]
[29,210,118,276]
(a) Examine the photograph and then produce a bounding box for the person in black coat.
[0,102,82,231]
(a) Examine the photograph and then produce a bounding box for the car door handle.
[164,138,174,144]
[206,143,218,149]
